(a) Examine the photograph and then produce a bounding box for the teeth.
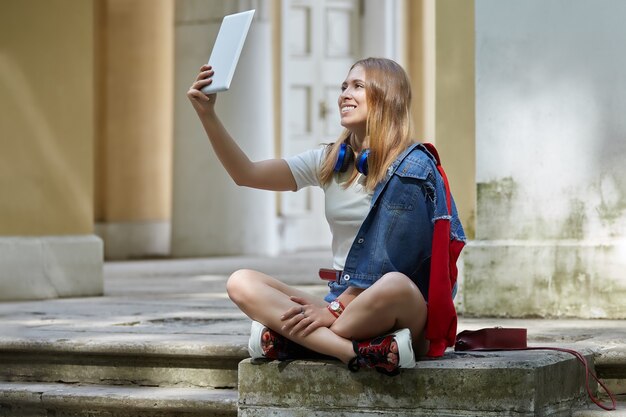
[341,106,356,113]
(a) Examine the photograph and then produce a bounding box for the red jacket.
[422,143,465,357]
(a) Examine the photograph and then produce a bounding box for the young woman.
[187,57,465,376]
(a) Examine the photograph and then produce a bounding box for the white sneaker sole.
[248,320,267,359]
[393,328,417,369]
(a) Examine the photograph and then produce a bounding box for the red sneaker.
[348,328,416,376]
[248,321,308,360]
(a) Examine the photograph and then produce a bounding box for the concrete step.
[0,335,249,389]
[457,319,626,400]
[594,346,626,398]
[573,398,626,416]
[238,350,595,417]
[0,381,237,417]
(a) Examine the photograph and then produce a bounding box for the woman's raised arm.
[187,65,297,192]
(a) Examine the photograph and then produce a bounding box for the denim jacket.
[325,143,466,302]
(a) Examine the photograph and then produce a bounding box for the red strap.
[455,328,617,411]
[525,347,617,411]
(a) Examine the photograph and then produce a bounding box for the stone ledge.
[238,350,592,417]
[573,400,626,416]
[0,381,237,417]
[0,334,248,358]
[0,336,248,389]
[0,235,103,301]
[581,345,626,398]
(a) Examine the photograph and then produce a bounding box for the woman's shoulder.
[393,143,437,179]
[286,145,327,167]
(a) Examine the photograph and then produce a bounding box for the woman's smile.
[338,65,368,138]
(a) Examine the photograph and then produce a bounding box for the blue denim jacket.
[325,143,466,302]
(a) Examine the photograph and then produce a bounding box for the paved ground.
[0,250,624,360]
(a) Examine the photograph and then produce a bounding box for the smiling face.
[338,65,368,141]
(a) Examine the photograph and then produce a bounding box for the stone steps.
[0,381,237,417]
[0,249,327,416]
[0,338,248,389]
[573,398,626,416]
[594,346,626,399]
[1,334,624,416]
[1,345,622,417]
[0,334,248,416]
[0,251,623,416]
[238,348,626,417]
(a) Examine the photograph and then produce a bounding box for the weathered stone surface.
[462,241,626,318]
[0,252,623,415]
[0,252,329,389]
[0,236,103,301]
[469,0,626,321]
[572,400,626,417]
[0,350,242,389]
[0,382,237,417]
[238,351,591,417]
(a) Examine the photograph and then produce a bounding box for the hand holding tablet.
[201,9,255,95]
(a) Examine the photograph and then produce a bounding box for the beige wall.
[0,0,95,236]
[95,0,173,223]
[407,0,476,238]
[435,0,476,238]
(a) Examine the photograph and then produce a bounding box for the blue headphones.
[333,142,370,176]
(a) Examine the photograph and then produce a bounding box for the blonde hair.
[319,58,414,190]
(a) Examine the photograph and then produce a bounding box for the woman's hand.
[187,65,217,114]
[281,296,335,337]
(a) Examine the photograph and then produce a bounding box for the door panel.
[281,0,361,251]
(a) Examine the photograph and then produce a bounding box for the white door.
[280,0,361,252]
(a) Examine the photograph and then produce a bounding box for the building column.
[171,0,278,257]
[0,1,102,300]
[406,0,476,242]
[94,0,174,260]
[463,0,626,318]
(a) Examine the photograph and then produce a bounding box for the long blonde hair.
[319,58,414,190]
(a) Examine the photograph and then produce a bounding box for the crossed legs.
[226,269,428,363]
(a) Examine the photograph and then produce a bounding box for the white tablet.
[201,9,255,94]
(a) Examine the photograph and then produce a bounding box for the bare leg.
[226,269,355,363]
[227,269,429,362]
[330,272,429,356]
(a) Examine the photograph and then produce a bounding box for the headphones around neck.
[333,142,370,176]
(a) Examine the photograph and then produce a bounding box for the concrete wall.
[0,0,102,300]
[462,0,626,318]
[171,0,279,257]
[94,0,174,259]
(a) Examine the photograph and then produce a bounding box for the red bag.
[454,328,616,411]
[455,327,527,351]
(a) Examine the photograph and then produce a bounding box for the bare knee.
[371,272,422,305]
[226,269,258,306]
[371,273,428,337]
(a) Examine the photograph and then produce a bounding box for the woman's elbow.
[231,173,252,188]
